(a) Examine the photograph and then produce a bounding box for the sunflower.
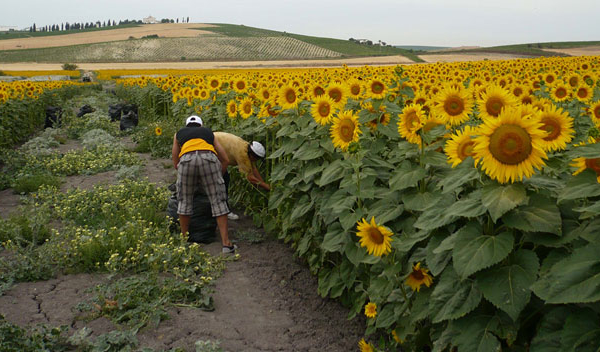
[259,87,272,101]
[364,302,377,318]
[226,100,238,118]
[473,108,548,183]
[311,95,336,125]
[154,127,163,136]
[330,110,361,151]
[537,105,574,152]
[358,339,374,352]
[239,97,254,119]
[326,82,349,108]
[550,83,570,102]
[590,101,600,123]
[347,79,364,99]
[477,84,517,120]
[277,85,299,110]
[366,78,388,99]
[444,125,478,167]
[405,262,433,292]
[392,329,403,344]
[355,217,393,257]
[572,154,600,182]
[398,104,427,145]
[432,85,474,126]
[208,77,220,90]
[310,84,326,99]
[575,85,593,102]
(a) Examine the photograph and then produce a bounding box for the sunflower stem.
[353,154,363,211]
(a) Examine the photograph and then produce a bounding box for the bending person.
[172,116,236,254]
[214,132,271,220]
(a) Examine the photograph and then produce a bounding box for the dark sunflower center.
[569,77,579,87]
[236,82,245,90]
[286,90,296,103]
[329,89,342,102]
[416,98,426,105]
[594,106,600,119]
[541,117,561,141]
[318,103,330,117]
[522,96,533,105]
[577,88,588,98]
[339,119,355,142]
[513,87,523,96]
[489,124,533,165]
[486,97,504,117]
[314,87,325,96]
[546,75,555,84]
[243,104,252,114]
[555,88,567,99]
[406,111,421,130]
[411,269,424,280]
[372,82,384,94]
[229,105,236,113]
[458,140,475,159]
[351,85,361,95]
[211,80,219,88]
[586,158,600,175]
[263,91,270,99]
[369,228,384,244]
[444,96,464,116]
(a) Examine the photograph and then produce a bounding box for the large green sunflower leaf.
[437,159,479,194]
[476,250,539,321]
[452,222,514,279]
[530,307,571,352]
[567,141,600,158]
[289,195,313,220]
[481,183,528,222]
[317,159,350,186]
[557,169,600,202]
[320,223,346,253]
[389,163,427,192]
[559,308,600,352]
[531,243,600,304]
[502,194,562,235]
[429,266,482,323]
[426,232,453,276]
[450,314,505,352]
[446,190,486,218]
[414,196,458,230]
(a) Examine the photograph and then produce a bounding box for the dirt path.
[0,134,365,351]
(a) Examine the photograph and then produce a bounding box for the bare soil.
[0,23,216,51]
[541,46,600,56]
[418,52,534,63]
[0,136,365,351]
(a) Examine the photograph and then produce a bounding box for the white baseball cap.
[186,115,203,126]
[249,141,266,159]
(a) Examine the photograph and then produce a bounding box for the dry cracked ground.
[0,135,365,351]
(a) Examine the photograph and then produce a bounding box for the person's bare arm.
[248,164,271,191]
[172,134,180,169]
[213,137,229,174]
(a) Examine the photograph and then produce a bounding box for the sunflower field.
[5,55,600,351]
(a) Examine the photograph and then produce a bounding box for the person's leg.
[215,214,231,247]
[176,154,197,237]
[198,153,231,247]
[179,214,191,236]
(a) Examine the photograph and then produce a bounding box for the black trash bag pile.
[108,103,123,122]
[44,106,63,128]
[76,104,96,118]
[119,104,139,131]
[166,183,217,244]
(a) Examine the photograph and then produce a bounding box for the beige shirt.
[214,132,252,176]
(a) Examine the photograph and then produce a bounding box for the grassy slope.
[206,23,423,62]
[0,23,141,41]
[424,41,600,57]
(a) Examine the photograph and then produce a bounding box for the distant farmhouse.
[143,16,159,24]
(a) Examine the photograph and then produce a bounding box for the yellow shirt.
[214,132,252,175]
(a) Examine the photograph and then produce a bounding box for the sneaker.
[227,212,240,220]
[222,244,238,254]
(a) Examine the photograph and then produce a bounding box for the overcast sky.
[2,0,599,47]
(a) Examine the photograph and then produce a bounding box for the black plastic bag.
[167,183,217,244]
[76,104,95,118]
[108,104,123,122]
[44,106,63,128]
[119,110,138,131]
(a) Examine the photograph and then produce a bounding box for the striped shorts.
[176,151,229,217]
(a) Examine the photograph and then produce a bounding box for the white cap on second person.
[249,141,266,159]
[186,115,203,126]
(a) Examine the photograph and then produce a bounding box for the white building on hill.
[143,16,159,24]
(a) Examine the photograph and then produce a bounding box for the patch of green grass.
[12,173,62,194]
[424,41,600,58]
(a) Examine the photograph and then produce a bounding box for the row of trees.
[28,18,190,33]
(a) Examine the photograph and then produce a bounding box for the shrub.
[61,63,78,70]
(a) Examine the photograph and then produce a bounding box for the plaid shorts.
[176,151,229,217]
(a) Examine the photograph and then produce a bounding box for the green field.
[423,41,600,57]
[206,24,423,62]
